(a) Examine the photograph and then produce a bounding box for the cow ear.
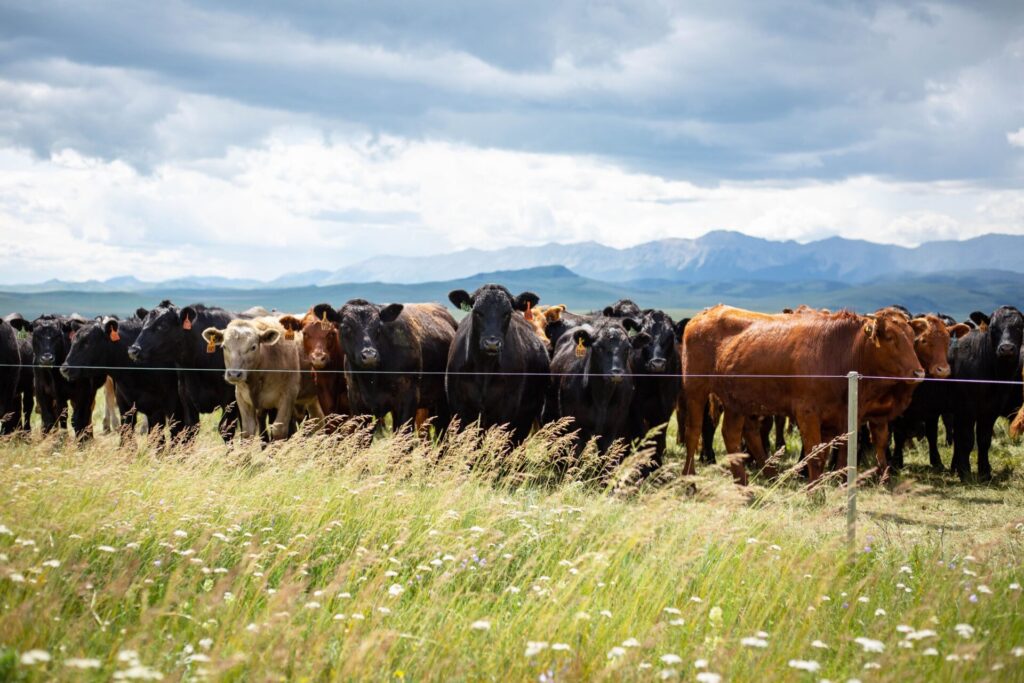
[312,303,340,325]
[259,328,282,345]
[379,304,404,323]
[602,306,615,317]
[135,307,149,320]
[948,323,971,339]
[969,311,990,328]
[201,328,224,347]
[910,318,930,336]
[513,291,539,313]
[621,317,641,333]
[572,329,593,348]
[63,316,87,334]
[631,332,652,349]
[180,306,198,330]
[674,318,689,339]
[279,315,303,333]
[104,318,120,342]
[6,315,31,332]
[449,290,473,312]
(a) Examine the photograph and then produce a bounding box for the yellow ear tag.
[321,310,331,331]
[575,337,586,358]
[206,338,217,354]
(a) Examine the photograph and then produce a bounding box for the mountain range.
[4,231,1024,292]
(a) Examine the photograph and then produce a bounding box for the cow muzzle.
[647,358,667,373]
[997,343,1017,358]
[358,348,379,368]
[931,364,951,379]
[60,366,77,381]
[911,369,925,382]
[224,369,246,384]
[127,345,143,362]
[37,353,55,366]
[481,337,503,356]
[310,352,328,369]
[609,369,625,384]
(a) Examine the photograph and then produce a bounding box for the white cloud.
[3,130,1023,283]
[1009,127,1024,148]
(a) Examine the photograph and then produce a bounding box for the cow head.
[129,300,195,363]
[907,315,959,379]
[602,299,642,319]
[30,314,81,367]
[988,306,1024,361]
[203,321,281,384]
[862,311,925,382]
[282,304,342,370]
[632,310,685,374]
[572,319,649,385]
[61,318,121,381]
[334,299,403,370]
[449,284,539,357]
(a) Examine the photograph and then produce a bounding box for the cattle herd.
[1,286,1023,486]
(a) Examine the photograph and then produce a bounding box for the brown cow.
[280,305,351,423]
[682,305,924,484]
[522,304,567,350]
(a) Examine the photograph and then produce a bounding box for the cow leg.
[795,413,824,483]
[868,420,891,482]
[976,417,995,482]
[720,410,748,485]
[892,419,907,471]
[743,417,775,479]
[700,404,717,464]
[773,415,786,453]
[924,415,943,472]
[682,395,706,476]
[951,413,975,482]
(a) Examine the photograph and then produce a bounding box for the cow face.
[337,300,402,370]
[908,315,955,379]
[449,285,539,357]
[988,306,1024,361]
[282,304,342,370]
[203,323,281,384]
[602,299,641,319]
[862,312,925,381]
[129,300,192,363]
[633,310,683,374]
[30,315,78,367]
[573,321,650,385]
[61,319,118,381]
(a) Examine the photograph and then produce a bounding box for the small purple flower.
[969,594,978,603]
[842,602,850,609]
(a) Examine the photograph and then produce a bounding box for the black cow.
[551,317,649,455]
[946,305,1024,481]
[327,299,456,431]
[602,299,642,319]
[63,317,183,441]
[128,301,241,440]
[544,309,593,355]
[2,314,33,433]
[26,314,104,436]
[446,285,549,444]
[0,316,24,434]
[627,310,687,472]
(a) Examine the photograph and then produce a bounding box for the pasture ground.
[1,409,1024,682]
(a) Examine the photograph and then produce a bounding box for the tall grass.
[1,414,1024,681]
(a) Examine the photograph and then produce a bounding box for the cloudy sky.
[1,1,1023,283]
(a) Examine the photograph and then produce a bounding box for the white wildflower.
[552,643,571,652]
[954,623,975,639]
[811,640,829,649]
[607,646,626,659]
[854,637,885,653]
[20,650,51,665]
[696,673,722,683]
[470,620,490,631]
[788,659,820,672]
[526,642,549,657]
[741,637,768,648]
[388,584,404,597]
[97,546,117,553]
[65,658,102,669]
[622,638,640,648]
[660,654,682,665]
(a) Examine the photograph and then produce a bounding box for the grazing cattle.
[279,305,351,421]
[26,314,105,436]
[128,301,242,439]
[0,316,24,433]
[861,312,962,477]
[202,318,322,440]
[949,306,1024,481]
[447,285,549,444]
[682,305,923,484]
[62,317,183,441]
[891,317,970,471]
[2,314,33,433]
[627,310,687,472]
[326,299,455,432]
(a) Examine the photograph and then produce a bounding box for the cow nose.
[997,342,1016,357]
[60,366,73,381]
[224,369,245,383]
[932,365,951,378]
[359,348,379,366]
[610,368,625,384]
[127,345,142,362]
[481,337,503,354]
[912,369,925,382]
[647,358,667,373]
[38,353,55,365]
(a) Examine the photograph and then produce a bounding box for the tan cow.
[202,317,322,440]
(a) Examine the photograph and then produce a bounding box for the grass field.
[2,412,1024,682]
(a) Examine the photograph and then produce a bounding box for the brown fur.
[280,309,350,421]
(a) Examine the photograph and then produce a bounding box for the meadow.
[2,412,1024,682]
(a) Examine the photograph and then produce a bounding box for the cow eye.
[250,344,257,352]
